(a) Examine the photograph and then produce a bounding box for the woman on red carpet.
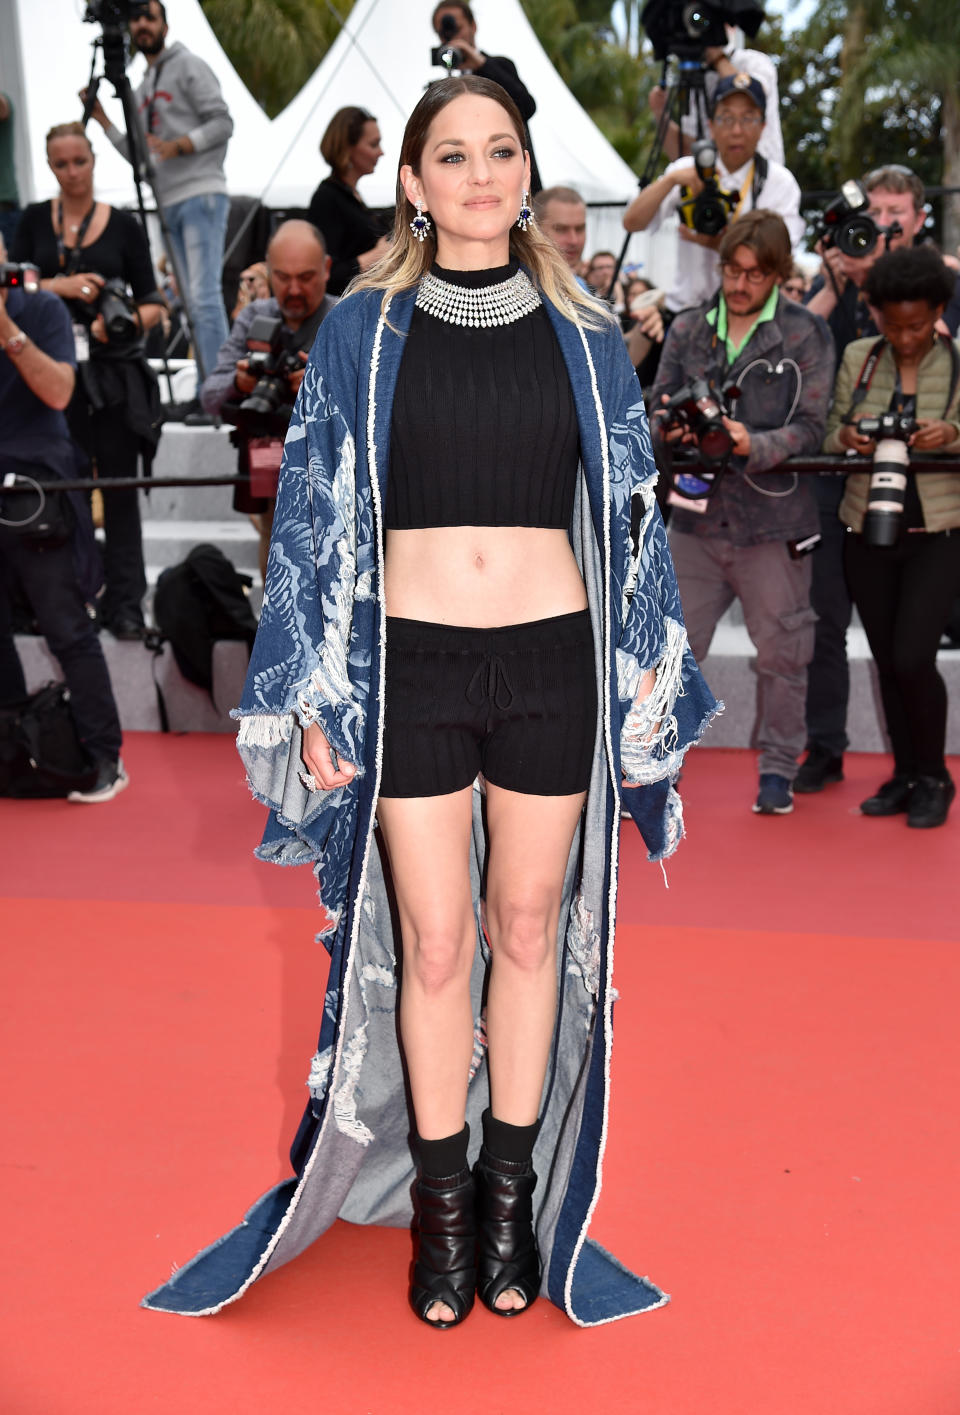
[144,77,717,1331]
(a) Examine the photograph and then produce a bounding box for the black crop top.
[386,262,581,530]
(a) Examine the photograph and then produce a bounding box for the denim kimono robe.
[143,283,718,1325]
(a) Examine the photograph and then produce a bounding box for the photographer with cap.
[624,72,803,379]
[650,210,834,816]
[649,24,785,166]
[796,165,960,795]
[431,2,541,192]
[201,221,337,581]
[0,234,127,804]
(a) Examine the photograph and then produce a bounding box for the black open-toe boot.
[474,1146,541,1317]
[410,1167,477,1329]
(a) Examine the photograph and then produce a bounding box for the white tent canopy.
[263,0,641,208]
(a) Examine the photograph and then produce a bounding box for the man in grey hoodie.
[89,0,233,387]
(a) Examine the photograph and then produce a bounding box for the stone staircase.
[14,425,960,748]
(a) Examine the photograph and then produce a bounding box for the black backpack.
[0,682,98,798]
[153,543,258,692]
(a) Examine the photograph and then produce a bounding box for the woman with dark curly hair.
[824,244,960,828]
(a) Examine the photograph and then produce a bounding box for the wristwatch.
[0,327,28,358]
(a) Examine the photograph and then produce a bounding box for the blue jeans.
[164,191,229,387]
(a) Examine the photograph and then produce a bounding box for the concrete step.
[15,633,249,734]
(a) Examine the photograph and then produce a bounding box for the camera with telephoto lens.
[230,314,304,427]
[658,376,736,499]
[0,262,40,293]
[641,0,765,62]
[431,12,464,70]
[814,179,902,259]
[855,412,918,546]
[677,138,739,237]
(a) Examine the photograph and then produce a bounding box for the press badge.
[72,322,90,363]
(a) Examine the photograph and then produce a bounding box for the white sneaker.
[67,758,129,803]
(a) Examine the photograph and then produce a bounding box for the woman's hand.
[301,720,356,791]
[51,272,104,304]
[90,314,108,344]
[909,419,960,451]
[837,424,875,455]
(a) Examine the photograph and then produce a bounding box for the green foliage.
[198,0,338,117]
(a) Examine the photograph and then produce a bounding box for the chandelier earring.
[516,190,533,232]
[410,198,432,243]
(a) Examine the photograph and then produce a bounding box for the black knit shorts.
[378,609,597,799]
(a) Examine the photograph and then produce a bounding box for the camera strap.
[53,201,97,275]
[844,333,960,423]
[751,154,768,208]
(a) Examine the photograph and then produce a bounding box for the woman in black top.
[13,122,165,637]
[306,106,392,296]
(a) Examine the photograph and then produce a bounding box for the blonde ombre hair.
[350,77,612,330]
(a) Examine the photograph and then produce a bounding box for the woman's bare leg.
[481,782,586,1309]
[376,785,477,1324]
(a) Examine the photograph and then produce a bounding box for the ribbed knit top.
[386,262,581,530]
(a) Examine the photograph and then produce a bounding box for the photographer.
[12,121,165,639]
[0,235,126,803]
[624,74,803,324]
[651,210,834,815]
[201,221,337,580]
[796,166,960,794]
[86,0,233,389]
[822,245,960,830]
[650,26,785,166]
[431,1,541,191]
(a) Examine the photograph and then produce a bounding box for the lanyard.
[732,160,755,221]
[54,200,97,275]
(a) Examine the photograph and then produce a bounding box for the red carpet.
[2,737,958,1415]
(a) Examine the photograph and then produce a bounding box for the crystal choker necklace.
[415,267,541,327]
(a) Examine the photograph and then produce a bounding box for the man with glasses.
[796,164,960,795]
[623,74,803,328]
[650,211,834,816]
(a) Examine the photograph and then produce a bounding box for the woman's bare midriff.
[384,526,587,628]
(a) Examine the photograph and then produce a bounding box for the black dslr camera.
[431,12,463,71]
[854,412,918,547]
[657,376,736,499]
[0,262,40,292]
[238,315,304,419]
[677,138,739,237]
[95,277,140,343]
[814,179,901,259]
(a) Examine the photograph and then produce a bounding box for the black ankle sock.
[417,1123,469,1179]
[482,1109,540,1166]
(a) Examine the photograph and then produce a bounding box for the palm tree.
[200,0,339,116]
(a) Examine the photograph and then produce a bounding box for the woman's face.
[348,121,383,179]
[401,93,529,268]
[879,298,943,363]
[47,136,95,201]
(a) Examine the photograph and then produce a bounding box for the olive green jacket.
[823,335,960,533]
